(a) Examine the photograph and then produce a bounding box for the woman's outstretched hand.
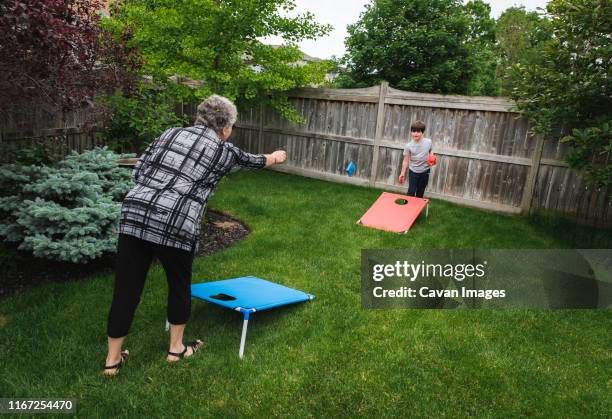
[266,150,287,166]
[272,150,287,163]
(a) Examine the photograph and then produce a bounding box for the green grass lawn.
[0,170,610,417]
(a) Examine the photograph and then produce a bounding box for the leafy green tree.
[339,0,497,95]
[107,0,333,120]
[511,0,611,189]
[463,0,499,95]
[496,7,552,95]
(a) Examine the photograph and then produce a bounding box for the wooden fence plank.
[521,135,545,213]
[369,81,389,186]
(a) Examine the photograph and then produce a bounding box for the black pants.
[107,234,194,338]
[407,169,430,198]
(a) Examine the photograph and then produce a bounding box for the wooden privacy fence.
[3,83,609,224]
[0,107,103,162]
[229,82,610,224]
[0,128,104,163]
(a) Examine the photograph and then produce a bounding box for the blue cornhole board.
[190,276,315,358]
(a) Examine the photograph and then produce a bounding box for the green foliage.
[510,0,611,189]
[561,124,612,188]
[108,0,333,122]
[496,7,552,95]
[0,148,133,263]
[463,0,500,96]
[339,0,498,95]
[101,80,189,153]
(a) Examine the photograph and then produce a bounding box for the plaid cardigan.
[119,125,266,251]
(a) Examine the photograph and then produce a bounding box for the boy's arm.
[399,153,410,184]
[428,140,437,166]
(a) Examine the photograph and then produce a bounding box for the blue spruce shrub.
[0,148,134,263]
[0,164,42,242]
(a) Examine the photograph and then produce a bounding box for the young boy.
[398,120,434,198]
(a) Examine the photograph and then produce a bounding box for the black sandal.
[167,340,203,360]
[103,350,129,376]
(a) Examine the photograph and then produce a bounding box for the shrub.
[0,148,133,263]
[101,80,189,153]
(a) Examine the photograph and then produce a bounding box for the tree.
[339,0,497,95]
[496,7,552,95]
[108,0,333,120]
[511,0,611,189]
[463,0,499,96]
[0,0,140,118]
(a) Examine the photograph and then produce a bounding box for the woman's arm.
[132,128,177,182]
[226,143,286,170]
[133,142,154,182]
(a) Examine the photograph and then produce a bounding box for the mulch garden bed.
[0,210,250,299]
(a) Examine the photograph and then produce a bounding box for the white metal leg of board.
[426,203,429,218]
[239,319,249,359]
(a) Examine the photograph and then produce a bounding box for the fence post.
[521,134,545,214]
[258,101,265,154]
[369,81,388,186]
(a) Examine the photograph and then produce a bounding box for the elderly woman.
[103,95,286,375]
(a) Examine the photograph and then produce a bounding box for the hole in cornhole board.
[358,192,428,233]
[210,293,236,301]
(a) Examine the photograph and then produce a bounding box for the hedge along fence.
[228,83,610,225]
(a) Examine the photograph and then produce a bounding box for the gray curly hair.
[195,94,238,132]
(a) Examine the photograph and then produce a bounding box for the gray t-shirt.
[403,137,432,173]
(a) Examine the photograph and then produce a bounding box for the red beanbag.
[428,153,437,166]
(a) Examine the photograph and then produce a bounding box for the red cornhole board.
[357,192,429,233]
